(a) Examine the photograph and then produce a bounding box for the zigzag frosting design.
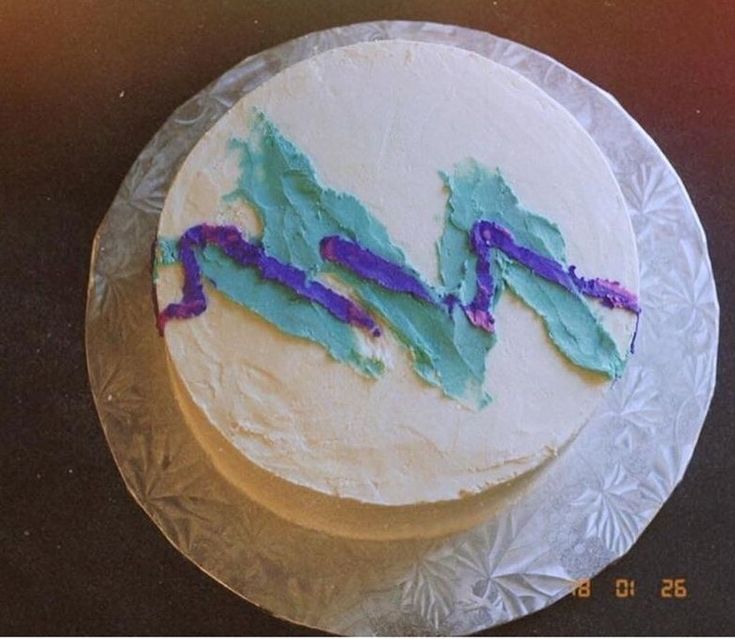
[156,113,639,407]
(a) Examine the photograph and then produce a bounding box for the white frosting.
[157,41,639,532]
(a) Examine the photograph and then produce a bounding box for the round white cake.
[155,40,640,539]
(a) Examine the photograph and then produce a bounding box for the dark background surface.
[1,0,733,635]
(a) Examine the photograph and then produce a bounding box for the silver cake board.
[86,20,718,635]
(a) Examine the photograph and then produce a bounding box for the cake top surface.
[155,40,639,505]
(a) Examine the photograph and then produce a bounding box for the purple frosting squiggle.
[319,235,435,303]
[465,225,497,331]
[471,221,641,316]
[318,235,495,332]
[318,221,639,334]
[157,225,380,337]
[160,221,639,350]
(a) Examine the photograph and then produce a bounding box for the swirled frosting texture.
[156,40,639,506]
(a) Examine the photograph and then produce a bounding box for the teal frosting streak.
[222,113,494,406]
[156,237,179,267]
[226,114,406,272]
[440,159,625,378]
[198,245,384,377]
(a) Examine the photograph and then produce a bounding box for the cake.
[153,40,640,539]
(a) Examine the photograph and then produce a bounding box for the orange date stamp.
[571,578,688,599]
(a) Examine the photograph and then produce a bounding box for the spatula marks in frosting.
[156,224,380,337]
